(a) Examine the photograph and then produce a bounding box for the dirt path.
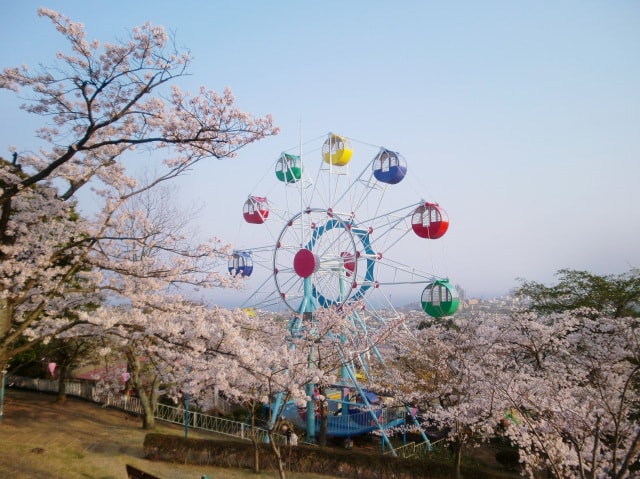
[0,389,329,479]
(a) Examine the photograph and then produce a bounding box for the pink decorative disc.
[293,249,317,278]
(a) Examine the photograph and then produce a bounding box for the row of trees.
[381,307,640,479]
[2,8,639,479]
[374,270,640,479]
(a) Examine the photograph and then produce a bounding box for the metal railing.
[389,439,444,459]
[7,375,434,452]
[155,404,280,444]
[7,375,285,443]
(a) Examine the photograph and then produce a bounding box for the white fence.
[388,439,443,460]
[7,375,284,444]
[8,376,440,454]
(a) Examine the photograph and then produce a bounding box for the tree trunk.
[138,375,158,430]
[0,359,7,422]
[56,364,68,403]
[0,297,13,369]
[267,429,286,479]
[249,406,260,473]
[319,398,328,447]
[614,427,640,479]
[453,439,463,479]
[127,352,156,430]
[140,398,156,429]
[147,377,159,429]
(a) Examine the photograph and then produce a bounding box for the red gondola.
[411,202,449,239]
[243,196,269,224]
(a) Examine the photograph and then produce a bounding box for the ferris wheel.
[231,132,459,323]
[230,132,459,448]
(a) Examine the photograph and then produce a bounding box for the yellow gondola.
[322,134,353,166]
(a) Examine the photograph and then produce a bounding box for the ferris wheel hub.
[293,248,318,278]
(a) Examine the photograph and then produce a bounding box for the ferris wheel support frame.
[268,265,400,453]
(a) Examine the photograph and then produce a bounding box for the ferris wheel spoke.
[312,233,351,264]
[311,269,353,305]
[274,270,301,292]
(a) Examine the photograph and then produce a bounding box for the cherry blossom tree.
[202,304,402,479]
[305,305,405,447]
[221,317,317,479]
[493,311,640,479]
[379,316,509,479]
[211,307,362,478]
[0,7,277,391]
[386,309,640,479]
[85,303,248,429]
[65,180,252,429]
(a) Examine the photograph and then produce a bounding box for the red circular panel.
[340,251,355,277]
[293,249,317,278]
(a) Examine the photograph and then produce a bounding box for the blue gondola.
[228,251,253,277]
[372,149,407,184]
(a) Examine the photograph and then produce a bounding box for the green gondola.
[421,279,460,318]
[275,153,303,183]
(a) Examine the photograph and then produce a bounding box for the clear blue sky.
[1,1,639,304]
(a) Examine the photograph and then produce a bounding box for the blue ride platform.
[281,398,407,438]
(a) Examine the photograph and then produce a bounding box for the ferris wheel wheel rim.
[273,207,380,313]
